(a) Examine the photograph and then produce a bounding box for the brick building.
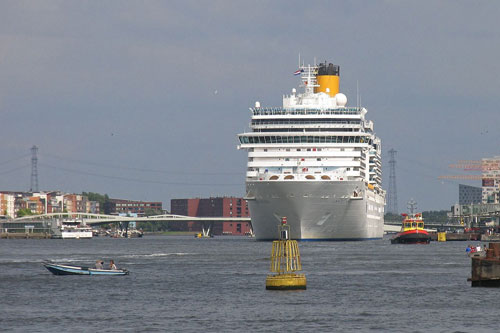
[170,197,251,236]
[0,191,100,216]
[0,193,15,218]
[108,199,162,216]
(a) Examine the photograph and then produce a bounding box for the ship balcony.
[363,120,374,131]
[246,170,258,178]
[248,172,351,182]
[250,124,362,131]
[251,107,363,117]
[248,150,362,158]
[247,160,362,168]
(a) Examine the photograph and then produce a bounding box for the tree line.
[384,210,450,223]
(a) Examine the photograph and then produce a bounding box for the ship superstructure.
[237,60,385,240]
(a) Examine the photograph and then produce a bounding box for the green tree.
[17,208,33,217]
[138,208,168,231]
[385,210,450,224]
[82,192,111,213]
[421,210,449,223]
[384,212,401,222]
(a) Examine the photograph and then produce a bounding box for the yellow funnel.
[314,62,340,97]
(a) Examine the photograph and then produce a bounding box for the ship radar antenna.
[407,198,417,215]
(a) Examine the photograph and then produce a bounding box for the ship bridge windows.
[239,135,373,145]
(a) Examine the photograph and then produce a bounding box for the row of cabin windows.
[261,148,367,152]
[251,119,362,125]
[262,148,365,152]
[239,136,372,144]
[256,128,360,133]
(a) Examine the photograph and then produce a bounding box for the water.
[0,236,498,332]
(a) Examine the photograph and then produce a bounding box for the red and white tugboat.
[391,213,431,244]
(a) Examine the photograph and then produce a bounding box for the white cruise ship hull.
[246,180,384,240]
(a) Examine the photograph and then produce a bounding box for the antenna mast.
[387,149,398,214]
[30,145,39,192]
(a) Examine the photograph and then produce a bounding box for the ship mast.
[299,63,318,95]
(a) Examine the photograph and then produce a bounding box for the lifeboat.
[391,213,431,244]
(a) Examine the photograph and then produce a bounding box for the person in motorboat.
[109,260,117,270]
[95,260,104,269]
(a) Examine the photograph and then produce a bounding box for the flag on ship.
[293,69,303,75]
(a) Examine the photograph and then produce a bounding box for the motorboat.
[43,262,129,276]
[391,213,431,244]
[467,245,487,258]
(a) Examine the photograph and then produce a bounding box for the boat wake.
[122,252,196,258]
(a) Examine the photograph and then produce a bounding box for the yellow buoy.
[265,217,306,290]
[437,232,446,242]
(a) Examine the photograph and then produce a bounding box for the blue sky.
[1,1,499,212]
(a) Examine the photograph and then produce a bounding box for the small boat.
[467,245,487,258]
[43,262,129,276]
[52,220,93,239]
[194,232,213,238]
[391,213,431,244]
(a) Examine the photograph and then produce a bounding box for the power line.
[42,152,243,176]
[0,153,31,166]
[0,164,30,175]
[39,162,243,187]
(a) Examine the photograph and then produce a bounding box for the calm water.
[0,235,498,332]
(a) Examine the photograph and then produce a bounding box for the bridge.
[12,212,251,224]
[5,213,454,236]
[9,212,252,237]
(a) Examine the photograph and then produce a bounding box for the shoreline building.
[170,197,251,236]
[0,191,101,217]
[107,199,162,216]
[459,184,482,205]
[482,156,500,204]
[0,193,15,218]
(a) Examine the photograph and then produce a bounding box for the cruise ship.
[237,60,385,240]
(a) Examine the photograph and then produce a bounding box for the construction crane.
[438,175,482,180]
[440,157,500,180]
[448,160,500,171]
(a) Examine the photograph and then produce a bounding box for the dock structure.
[452,202,500,229]
[469,243,500,287]
[0,220,54,239]
[0,232,51,239]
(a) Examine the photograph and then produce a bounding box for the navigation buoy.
[265,217,306,290]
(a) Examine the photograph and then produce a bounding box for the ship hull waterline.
[246,180,384,241]
[390,230,431,244]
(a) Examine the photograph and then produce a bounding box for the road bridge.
[12,212,252,237]
[8,213,428,236]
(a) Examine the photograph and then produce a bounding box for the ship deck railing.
[252,107,362,116]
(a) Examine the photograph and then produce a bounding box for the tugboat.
[391,213,431,244]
